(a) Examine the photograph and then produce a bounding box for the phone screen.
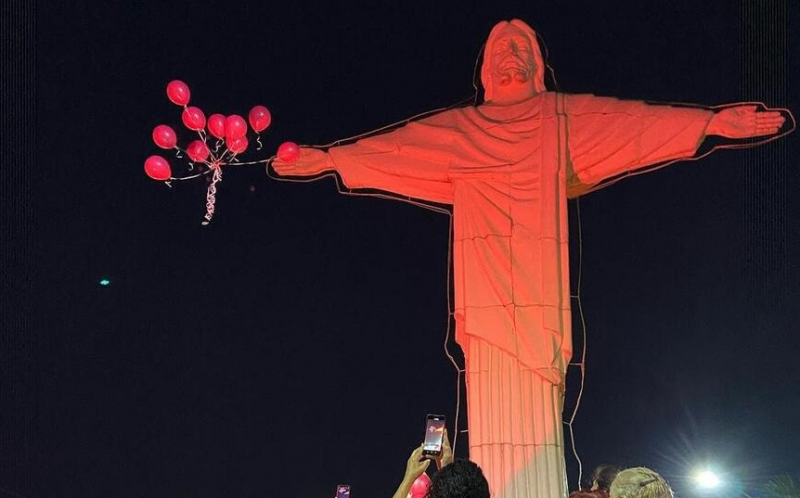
[336,485,351,498]
[423,414,446,455]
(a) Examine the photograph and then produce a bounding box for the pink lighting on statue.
[271,18,786,498]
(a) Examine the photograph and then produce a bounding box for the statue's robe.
[326,92,711,498]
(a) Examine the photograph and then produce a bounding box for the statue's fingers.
[755,114,782,121]
[750,127,781,137]
[755,111,784,120]
[737,105,759,113]
[756,116,785,128]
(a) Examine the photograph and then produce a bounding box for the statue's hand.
[272,147,334,177]
[706,105,785,139]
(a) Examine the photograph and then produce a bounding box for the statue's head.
[481,19,546,102]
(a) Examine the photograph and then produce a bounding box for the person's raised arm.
[391,445,431,498]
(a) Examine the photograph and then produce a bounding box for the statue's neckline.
[476,93,543,121]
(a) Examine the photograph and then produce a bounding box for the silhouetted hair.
[426,459,490,498]
[591,464,622,492]
[610,467,673,498]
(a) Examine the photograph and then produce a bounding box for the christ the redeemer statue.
[273,19,785,498]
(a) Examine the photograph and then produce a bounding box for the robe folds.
[329,92,712,385]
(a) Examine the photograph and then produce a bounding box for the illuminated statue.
[273,19,785,498]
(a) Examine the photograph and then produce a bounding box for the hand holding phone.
[422,414,446,458]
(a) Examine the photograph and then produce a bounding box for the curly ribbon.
[201,163,223,226]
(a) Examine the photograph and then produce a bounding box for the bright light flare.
[695,470,721,489]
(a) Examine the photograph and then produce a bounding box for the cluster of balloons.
[144,80,300,181]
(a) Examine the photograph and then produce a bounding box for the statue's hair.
[609,468,673,498]
[480,19,546,102]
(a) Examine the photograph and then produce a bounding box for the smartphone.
[336,484,351,498]
[422,413,446,457]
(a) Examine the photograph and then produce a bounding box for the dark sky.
[6,0,799,497]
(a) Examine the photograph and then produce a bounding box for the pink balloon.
[152,124,177,149]
[186,140,210,162]
[166,80,190,106]
[248,105,272,132]
[277,141,300,163]
[182,106,206,131]
[225,115,247,140]
[227,135,249,155]
[208,114,226,139]
[144,155,171,181]
[409,474,431,498]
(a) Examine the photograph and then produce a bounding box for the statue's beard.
[497,69,530,86]
[494,58,534,86]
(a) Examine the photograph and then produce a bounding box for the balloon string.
[213,139,223,153]
[256,133,263,151]
[201,165,223,226]
[174,147,183,159]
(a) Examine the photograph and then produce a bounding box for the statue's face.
[489,24,537,90]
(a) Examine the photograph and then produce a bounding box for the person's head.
[426,459,490,498]
[591,464,622,492]
[609,467,673,498]
[480,19,546,103]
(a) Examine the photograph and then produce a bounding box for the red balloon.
[152,124,177,149]
[227,135,249,155]
[144,155,171,181]
[166,80,190,106]
[225,115,247,140]
[208,113,226,139]
[248,105,272,132]
[409,474,431,498]
[277,141,300,163]
[182,106,206,131]
[186,140,210,162]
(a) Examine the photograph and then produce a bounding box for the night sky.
[5,0,799,497]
